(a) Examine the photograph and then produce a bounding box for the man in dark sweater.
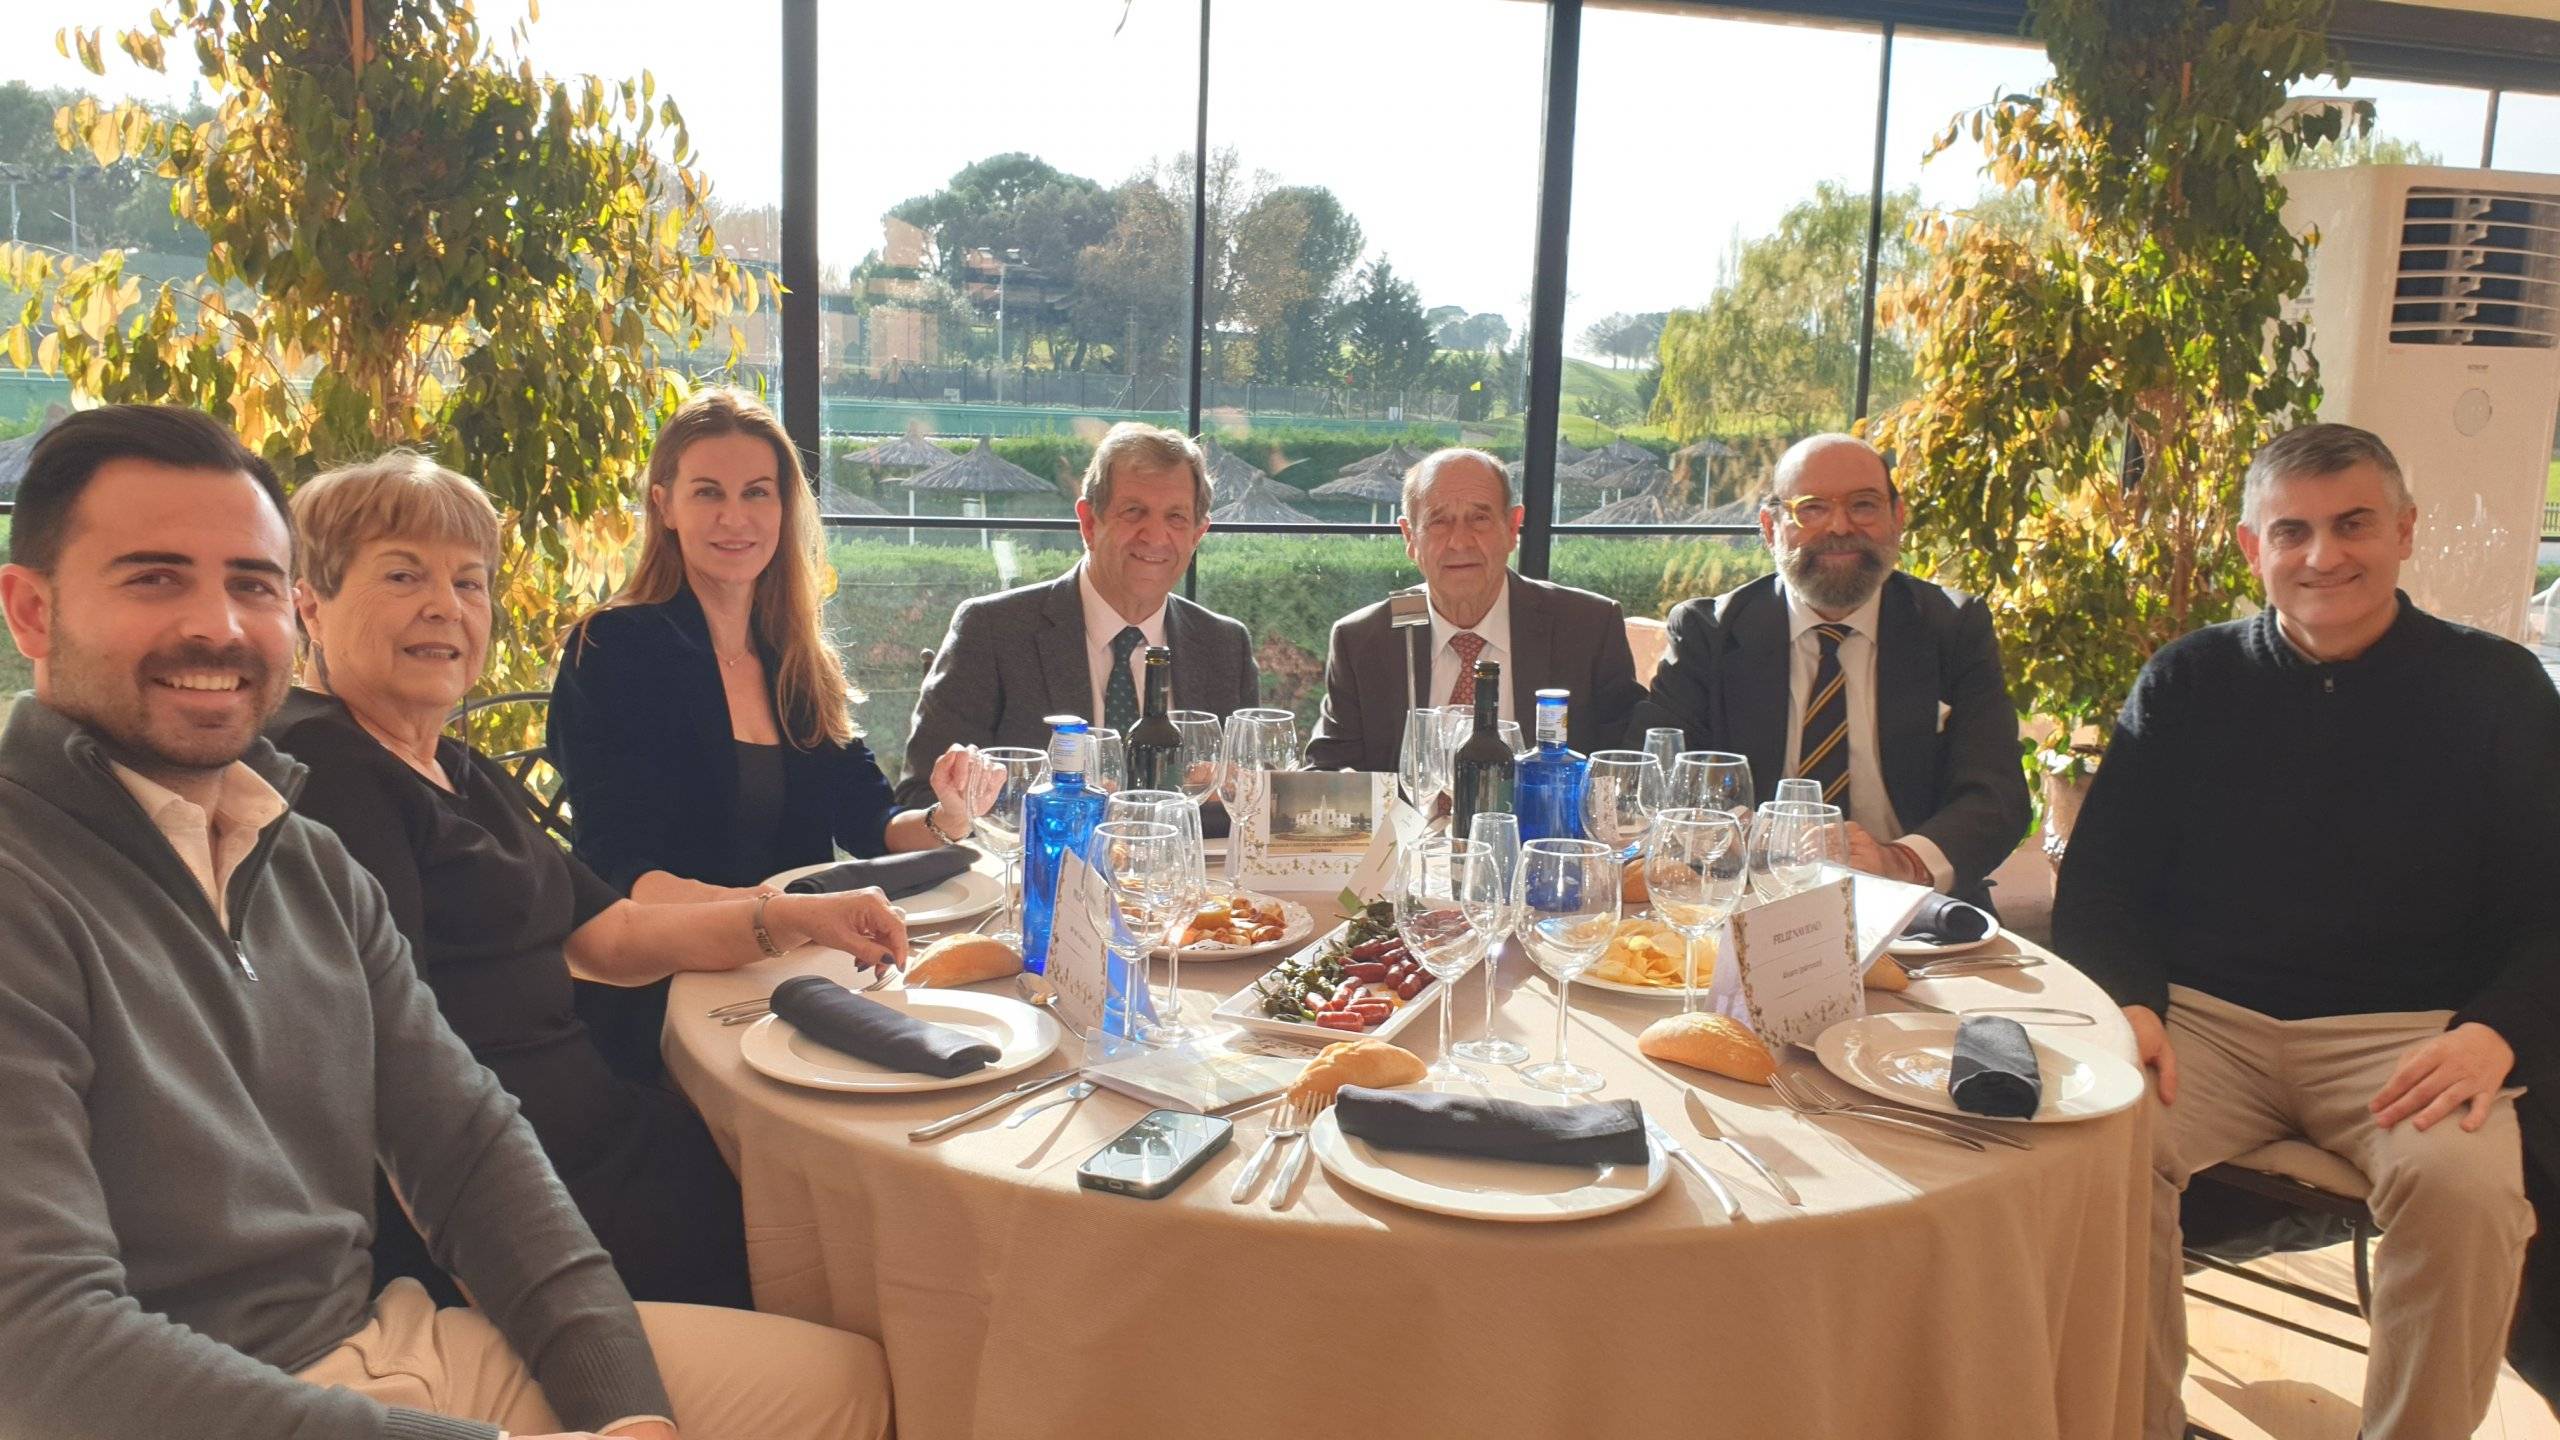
[0,405,889,1440]
[2054,422,2558,1440]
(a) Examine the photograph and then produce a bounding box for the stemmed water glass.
[1670,750,1755,825]
[1645,808,1747,1014]
[1773,777,1823,805]
[1395,837,1498,1083]
[1518,838,1620,1095]
[1106,791,1210,1043]
[1452,809,1529,1066]
[1169,710,1225,808]
[1582,749,1666,862]
[1217,707,1299,897]
[1398,705,1454,815]
[1746,799,1847,901]
[1087,819,1183,1041]
[1085,727,1128,796]
[971,746,1050,947]
[1642,727,1685,776]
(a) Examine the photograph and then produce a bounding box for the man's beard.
[47,627,284,779]
[1778,535,1894,613]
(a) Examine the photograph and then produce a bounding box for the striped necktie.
[1794,622,1855,813]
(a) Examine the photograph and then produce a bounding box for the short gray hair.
[1401,447,1514,517]
[2242,422,2411,526]
[1080,422,1210,518]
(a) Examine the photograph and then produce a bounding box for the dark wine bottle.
[1448,659,1516,834]
[1126,645,1180,791]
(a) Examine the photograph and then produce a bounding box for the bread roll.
[1864,956,1910,992]
[903,932,1022,988]
[1287,1039,1428,1108]
[1638,1013,1777,1086]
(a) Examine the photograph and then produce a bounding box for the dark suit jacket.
[1305,572,1643,773]
[897,568,1260,808]
[1632,570,2030,904]
[547,584,904,893]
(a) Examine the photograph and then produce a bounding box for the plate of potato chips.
[1528,918,1714,998]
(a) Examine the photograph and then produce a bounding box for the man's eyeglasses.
[1770,491,1895,529]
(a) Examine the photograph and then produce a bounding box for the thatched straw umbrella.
[1308,465,1408,524]
[1201,437,1271,507]
[1210,472,1321,525]
[883,435,1055,544]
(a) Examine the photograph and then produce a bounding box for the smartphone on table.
[1076,1109,1232,1199]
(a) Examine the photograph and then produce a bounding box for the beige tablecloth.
[666,884,2151,1440]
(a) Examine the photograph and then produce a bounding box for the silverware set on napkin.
[1770,1054,2031,1152]
[705,967,891,1025]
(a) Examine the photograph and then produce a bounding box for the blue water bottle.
[1515,688,1588,843]
[1019,716,1108,975]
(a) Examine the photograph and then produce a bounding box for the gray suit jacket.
[1304,571,1643,773]
[897,568,1260,807]
[1632,570,2031,906]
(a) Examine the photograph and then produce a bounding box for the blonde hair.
[577,388,854,750]
[1080,422,1209,516]
[292,450,503,600]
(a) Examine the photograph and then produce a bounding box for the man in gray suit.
[1306,448,1641,772]
[898,422,1257,806]
[1636,433,2029,907]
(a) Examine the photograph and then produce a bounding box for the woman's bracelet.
[923,801,969,846]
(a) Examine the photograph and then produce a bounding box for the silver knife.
[1837,1099,2031,1151]
[906,1069,1083,1141]
[1684,1090,1802,1207]
[1644,1116,1741,1221]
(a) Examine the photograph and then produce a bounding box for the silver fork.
[1229,1097,1305,1203]
[1268,1092,1333,1209]
[708,967,891,1024]
[1768,1067,1985,1151]
[1779,1060,2031,1151]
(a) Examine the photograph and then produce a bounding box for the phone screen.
[1080,1110,1230,1195]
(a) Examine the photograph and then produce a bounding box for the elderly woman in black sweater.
[271,450,921,1308]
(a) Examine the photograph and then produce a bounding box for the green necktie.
[1104,625,1145,734]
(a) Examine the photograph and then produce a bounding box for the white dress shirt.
[110,759,290,929]
[1078,560,1168,728]
[1425,580,1515,720]
[1777,582,1955,893]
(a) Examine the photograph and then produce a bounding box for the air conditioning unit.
[2280,164,2560,641]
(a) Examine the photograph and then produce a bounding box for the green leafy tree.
[1343,256,1433,392]
[0,80,203,256]
[1869,0,2349,777]
[1256,183,1362,385]
[889,153,1113,370]
[3,1,775,696]
[1652,183,1921,441]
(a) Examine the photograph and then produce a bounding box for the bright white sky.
[6,1,2552,356]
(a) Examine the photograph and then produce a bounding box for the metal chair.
[448,690,571,846]
[2184,1140,2377,1353]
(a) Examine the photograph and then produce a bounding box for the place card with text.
[1711,876,1861,1048]
[1044,849,1154,1047]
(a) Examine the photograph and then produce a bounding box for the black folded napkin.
[784,847,978,898]
[1333,1086,1650,1167]
[1948,1015,2041,1119]
[1902,894,1994,945]
[769,975,1000,1078]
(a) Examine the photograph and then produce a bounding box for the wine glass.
[1217,707,1299,897]
[1642,726,1684,776]
[1670,750,1754,825]
[1747,800,1847,900]
[1396,837,1497,1082]
[1398,705,1453,815]
[1169,710,1224,807]
[970,746,1050,947]
[1518,838,1619,1095]
[1645,808,1746,1014]
[1106,791,1209,1043]
[1453,809,1530,1066]
[1773,777,1823,805]
[1087,819,1182,1041]
[1582,749,1665,862]
[1085,727,1128,795]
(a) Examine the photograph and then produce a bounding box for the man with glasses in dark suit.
[1634,433,2030,908]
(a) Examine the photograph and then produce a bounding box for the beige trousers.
[2147,985,2533,1440]
[296,1278,892,1439]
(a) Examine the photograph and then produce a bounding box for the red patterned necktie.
[1445,631,1485,705]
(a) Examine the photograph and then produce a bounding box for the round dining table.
[664,865,2151,1440]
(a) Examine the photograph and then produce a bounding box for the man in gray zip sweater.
[0,405,890,1440]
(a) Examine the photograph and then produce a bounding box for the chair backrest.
[448,690,572,847]
[1625,616,1670,688]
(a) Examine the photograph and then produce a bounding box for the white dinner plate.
[1308,1080,1670,1223]
[1207,920,1446,1046]
[738,988,1061,1094]
[762,862,1006,931]
[1176,893,1316,962]
[1814,1011,2143,1123]
[1526,955,1708,1001]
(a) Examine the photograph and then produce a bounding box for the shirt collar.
[1780,578,1883,645]
[108,758,289,835]
[1077,559,1168,646]
[1430,574,1513,653]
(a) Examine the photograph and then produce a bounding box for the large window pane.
[1546,533,1774,623]
[2289,74,2492,167]
[1567,8,1884,519]
[1192,532,1418,739]
[2492,91,2560,174]
[1200,0,1542,527]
